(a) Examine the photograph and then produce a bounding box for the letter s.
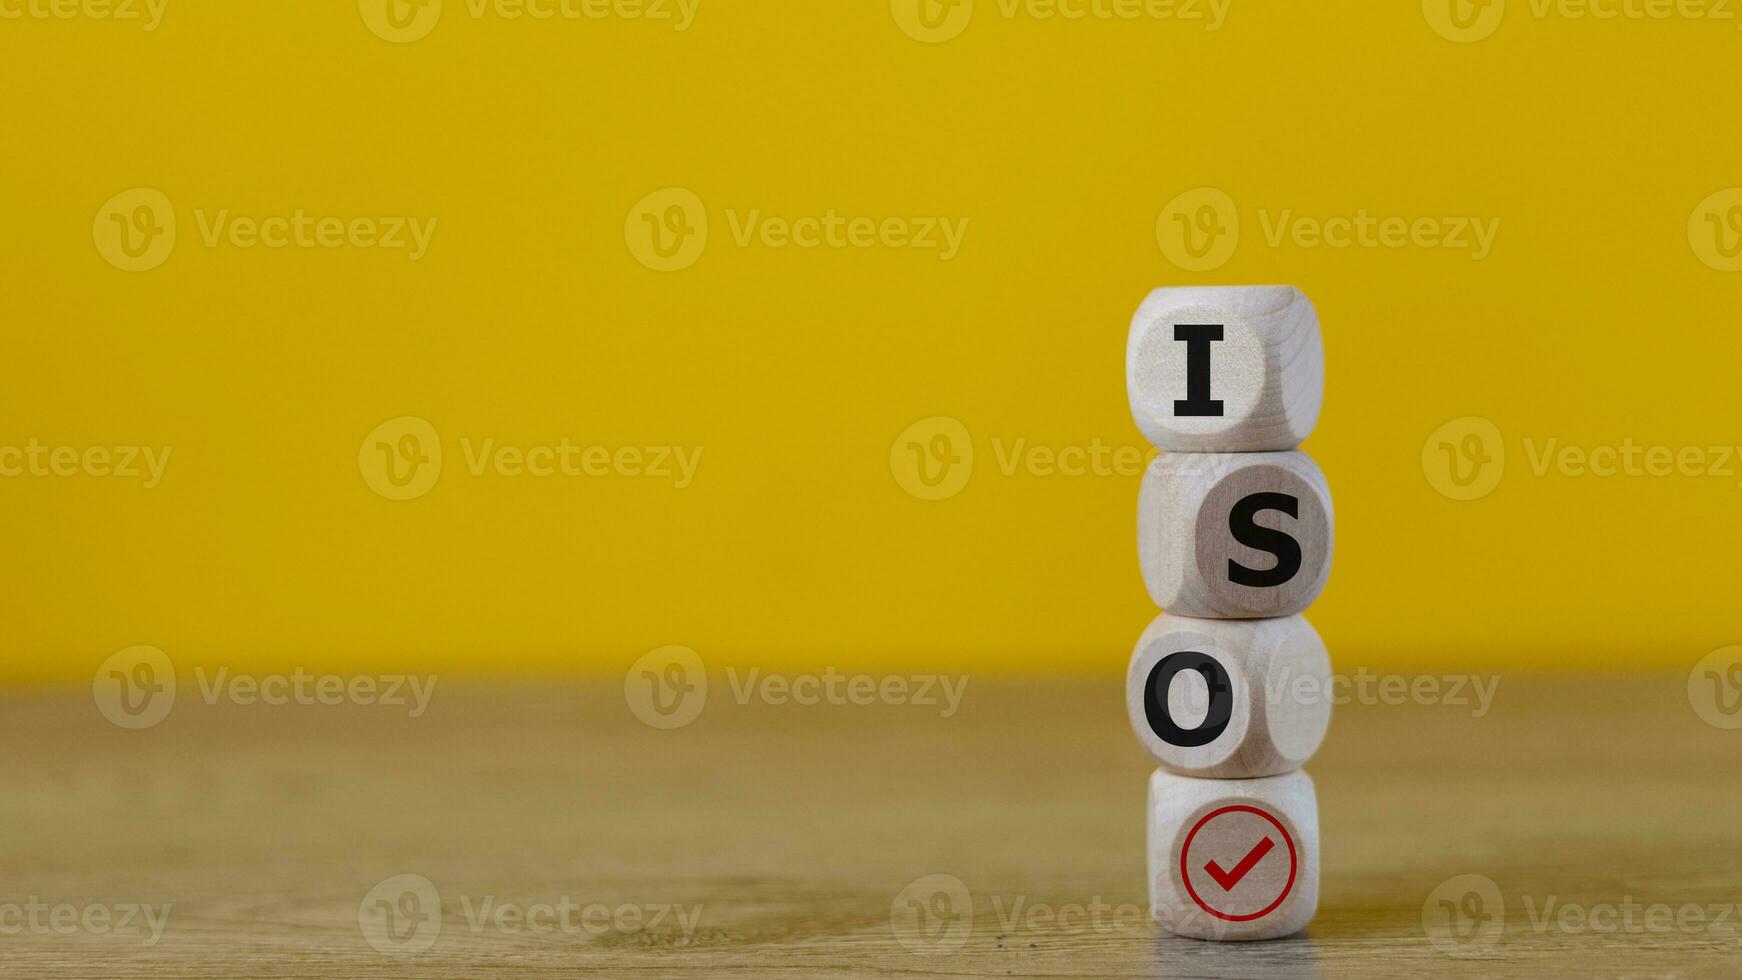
[1227,491,1301,587]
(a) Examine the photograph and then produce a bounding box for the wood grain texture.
[1139,451,1334,618]
[1,674,1738,977]
[1127,613,1332,778]
[1126,285,1324,452]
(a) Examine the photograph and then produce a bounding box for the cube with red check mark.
[1147,768,1320,940]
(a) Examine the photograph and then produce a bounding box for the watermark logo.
[0,0,168,29]
[891,874,974,954]
[1429,0,1742,41]
[890,419,1170,499]
[627,188,967,270]
[94,650,437,729]
[99,189,435,260]
[626,187,708,272]
[891,0,973,41]
[0,899,172,946]
[359,874,443,955]
[360,419,702,498]
[1422,415,1505,500]
[1159,188,1500,269]
[893,0,1226,40]
[727,668,968,716]
[1426,874,1742,951]
[364,0,697,39]
[192,667,437,717]
[1169,666,1500,718]
[1689,188,1742,272]
[889,877,1157,952]
[625,645,708,729]
[360,0,442,41]
[456,893,702,942]
[890,416,974,501]
[1423,0,1505,42]
[1423,874,1505,954]
[625,650,969,728]
[93,187,176,272]
[1689,645,1742,729]
[360,875,702,953]
[1427,421,1742,499]
[1156,187,1239,272]
[92,645,177,730]
[359,416,443,501]
[0,440,172,489]
[189,208,437,258]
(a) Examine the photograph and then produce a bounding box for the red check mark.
[1203,836,1274,891]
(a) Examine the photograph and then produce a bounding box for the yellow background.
[3,0,1739,683]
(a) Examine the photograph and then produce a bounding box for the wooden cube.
[1126,286,1323,452]
[1138,451,1333,618]
[1148,768,1319,941]
[1126,613,1331,779]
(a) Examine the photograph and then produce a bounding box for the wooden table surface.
[2,672,1738,977]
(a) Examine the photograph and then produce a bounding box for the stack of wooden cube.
[1123,286,1332,941]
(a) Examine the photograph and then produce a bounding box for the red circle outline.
[1178,804,1298,922]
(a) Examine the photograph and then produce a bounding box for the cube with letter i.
[1126,285,1331,941]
